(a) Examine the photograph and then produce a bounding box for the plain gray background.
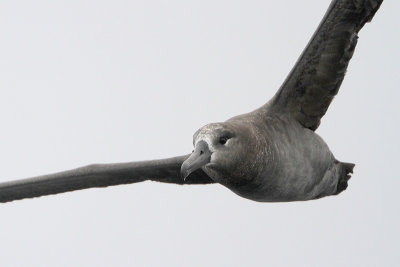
[0,0,398,266]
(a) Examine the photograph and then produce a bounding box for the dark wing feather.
[269,0,383,130]
[0,155,214,203]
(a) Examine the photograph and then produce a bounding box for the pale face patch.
[193,123,226,153]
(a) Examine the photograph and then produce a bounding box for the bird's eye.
[219,136,230,145]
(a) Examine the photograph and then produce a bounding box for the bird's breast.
[213,115,336,202]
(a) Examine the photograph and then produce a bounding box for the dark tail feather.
[335,162,355,195]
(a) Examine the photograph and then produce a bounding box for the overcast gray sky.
[0,0,398,266]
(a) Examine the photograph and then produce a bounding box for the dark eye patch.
[219,136,230,145]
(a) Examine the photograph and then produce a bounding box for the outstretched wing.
[269,0,383,130]
[0,155,214,203]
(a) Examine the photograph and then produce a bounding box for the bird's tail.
[334,161,355,195]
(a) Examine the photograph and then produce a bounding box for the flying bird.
[0,0,383,203]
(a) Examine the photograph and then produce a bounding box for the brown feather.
[270,0,383,130]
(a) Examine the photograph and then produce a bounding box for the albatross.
[0,0,383,203]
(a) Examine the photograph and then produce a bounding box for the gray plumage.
[0,156,213,203]
[0,0,383,203]
[271,0,382,131]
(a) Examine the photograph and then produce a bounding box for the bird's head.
[181,121,255,183]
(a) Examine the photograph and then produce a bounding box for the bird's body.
[193,104,352,202]
[0,0,383,203]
